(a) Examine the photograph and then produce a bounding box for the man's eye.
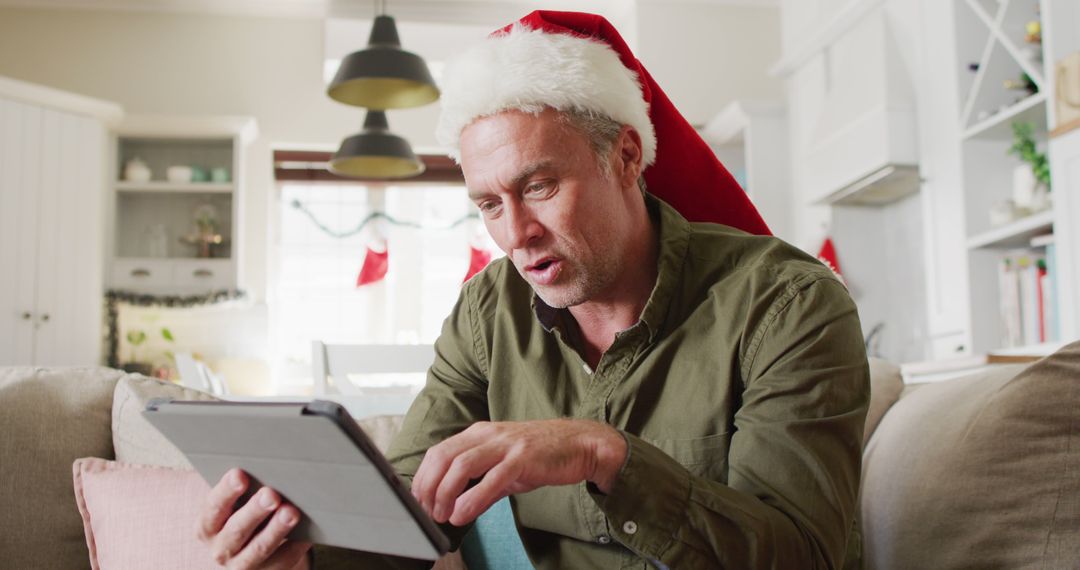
[479,201,501,215]
[526,181,553,196]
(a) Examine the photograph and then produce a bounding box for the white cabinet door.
[0,99,105,366]
[0,98,41,365]
[32,109,105,366]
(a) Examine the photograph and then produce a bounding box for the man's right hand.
[197,468,312,570]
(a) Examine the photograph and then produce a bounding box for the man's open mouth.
[525,257,562,285]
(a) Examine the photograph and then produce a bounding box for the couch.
[1,342,1077,569]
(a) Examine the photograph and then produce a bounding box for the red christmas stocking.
[817,237,843,279]
[356,246,389,287]
[463,246,492,283]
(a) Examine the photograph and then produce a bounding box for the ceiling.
[0,0,778,25]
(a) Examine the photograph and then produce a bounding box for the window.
[270,182,500,391]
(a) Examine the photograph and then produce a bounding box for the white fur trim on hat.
[436,23,657,166]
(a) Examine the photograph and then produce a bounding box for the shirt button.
[597,535,611,545]
[623,520,638,535]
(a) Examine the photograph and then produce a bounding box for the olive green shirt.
[317,195,869,569]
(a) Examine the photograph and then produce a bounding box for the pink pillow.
[72,458,221,569]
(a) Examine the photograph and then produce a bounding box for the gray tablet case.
[142,399,450,561]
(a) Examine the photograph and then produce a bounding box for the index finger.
[413,424,491,513]
[196,468,249,542]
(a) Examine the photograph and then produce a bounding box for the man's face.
[459,109,634,308]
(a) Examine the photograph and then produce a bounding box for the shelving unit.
[107,116,256,294]
[952,0,1080,353]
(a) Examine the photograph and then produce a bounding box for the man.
[198,11,869,569]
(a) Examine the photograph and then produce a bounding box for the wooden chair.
[310,341,435,417]
[174,352,228,396]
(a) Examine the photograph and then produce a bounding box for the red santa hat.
[435,10,771,236]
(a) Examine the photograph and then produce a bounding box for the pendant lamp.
[329,110,425,179]
[327,5,439,110]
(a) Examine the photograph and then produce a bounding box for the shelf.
[1051,116,1080,139]
[962,91,1046,140]
[113,256,233,262]
[990,340,1067,357]
[966,208,1054,249]
[116,181,234,194]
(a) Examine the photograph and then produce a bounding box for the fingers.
[431,447,498,523]
[228,504,304,569]
[197,468,249,543]
[196,469,307,569]
[413,423,490,517]
[210,485,283,565]
[448,461,520,526]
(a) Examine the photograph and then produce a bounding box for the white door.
[32,108,106,366]
[0,98,42,365]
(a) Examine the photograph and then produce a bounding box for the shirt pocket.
[643,432,731,483]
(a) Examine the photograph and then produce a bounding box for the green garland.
[290,199,478,239]
[104,289,246,368]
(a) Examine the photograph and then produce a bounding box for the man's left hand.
[410,419,627,527]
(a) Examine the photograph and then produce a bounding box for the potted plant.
[1008,121,1051,213]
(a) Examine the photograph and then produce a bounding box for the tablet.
[142,399,450,561]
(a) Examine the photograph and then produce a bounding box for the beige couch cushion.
[864,357,902,446]
[356,413,406,453]
[861,343,1080,569]
[112,374,219,469]
[0,367,124,570]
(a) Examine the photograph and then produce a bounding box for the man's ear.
[615,125,644,190]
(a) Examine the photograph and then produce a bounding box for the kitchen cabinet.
[0,76,120,365]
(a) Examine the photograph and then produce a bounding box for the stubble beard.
[524,247,622,309]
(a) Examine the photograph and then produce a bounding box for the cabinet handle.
[193,269,213,278]
[21,311,32,320]
[131,268,151,278]
[40,313,50,323]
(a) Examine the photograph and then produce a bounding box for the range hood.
[816,164,920,206]
[783,4,920,207]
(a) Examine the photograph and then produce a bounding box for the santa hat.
[436,10,771,235]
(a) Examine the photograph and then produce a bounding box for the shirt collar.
[531,193,691,342]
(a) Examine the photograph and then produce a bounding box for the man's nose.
[504,202,543,250]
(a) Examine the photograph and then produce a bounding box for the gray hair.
[555,108,624,179]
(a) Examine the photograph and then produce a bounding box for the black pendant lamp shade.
[327,15,439,110]
[329,110,425,179]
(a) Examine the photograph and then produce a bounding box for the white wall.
[636,0,783,126]
[832,194,927,362]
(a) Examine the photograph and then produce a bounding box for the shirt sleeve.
[312,286,492,569]
[592,276,869,569]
